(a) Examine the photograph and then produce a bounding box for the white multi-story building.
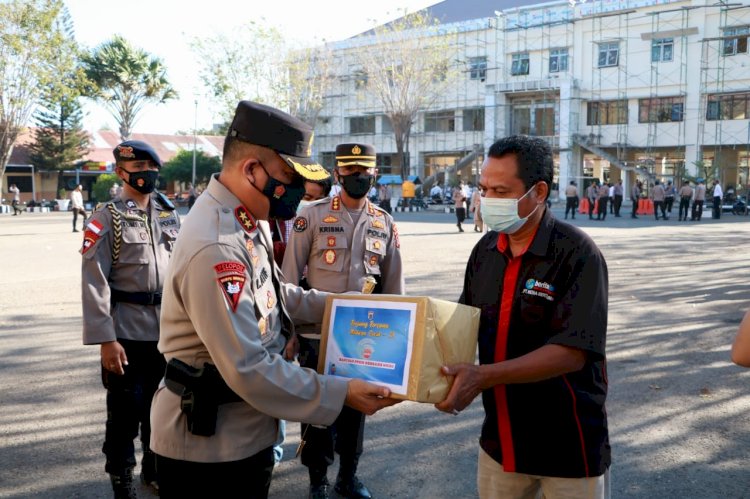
[313,0,750,198]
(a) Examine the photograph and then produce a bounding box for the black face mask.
[122,169,159,194]
[339,172,374,200]
[262,174,306,221]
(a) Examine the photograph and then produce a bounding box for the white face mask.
[296,199,311,215]
[480,186,540,234]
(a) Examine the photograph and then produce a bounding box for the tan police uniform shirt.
[695,184,706,201]
[150,175,348,463]
[679,185,693,198]
[281,196,405,337]
[81,194,180,345]
[652,184,666,202]
[565,185,578,197]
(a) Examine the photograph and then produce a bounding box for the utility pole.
[192,99,198,187]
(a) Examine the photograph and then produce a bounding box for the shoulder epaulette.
[155,191,175,210]
[106,203,123,265]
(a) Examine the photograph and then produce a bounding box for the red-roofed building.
[3,129,224,205]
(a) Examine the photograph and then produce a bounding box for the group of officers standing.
[80,100,613,499]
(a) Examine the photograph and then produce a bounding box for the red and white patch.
[86,220,104,235]
[80,235,98,255]
[327,236,336,247]
[217,274,246,312]
[273,185,286,199]
[215,261,246,274]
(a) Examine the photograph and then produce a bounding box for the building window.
[424,110,455,133]
[469,56,487,80]
[349,116,375,134]
[353,70,368,90]
[549,48,568,73]
[651,38,674,62]
[6,176,32,192]
[638,97,684,123]
[511,53,530,75]
[723,26,749,56]
[587,100,628,125]
[706,92,750,120]
[381,115,393,134]
[463,108,485,131]
[597,42,619,67]
[320,152,336,169]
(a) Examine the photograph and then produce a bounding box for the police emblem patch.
[324,249,337,265]
[117,145,135,158]
[327,236,336,247]
[323,215,339,224]
[80,235,98,255]
[293,217,308,232]
[371,220,385,229]
[214,261,246,275]
[273,185,286,199]
[217,274,246,312]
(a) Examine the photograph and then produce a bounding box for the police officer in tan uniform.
[149,101,397,499]
[282,143,404,499]
[81,140,179,498]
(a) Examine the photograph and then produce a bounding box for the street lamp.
[192,99,198,187]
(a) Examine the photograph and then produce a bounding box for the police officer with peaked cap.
[282,142,405,499]
[81,139,180,498]
[149,101,398,499]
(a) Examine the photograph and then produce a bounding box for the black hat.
[228,100,328,181]
[113,140,162,168]
[335,143,376,168]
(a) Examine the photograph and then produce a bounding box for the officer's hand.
[101,341,128,375]
[344,379,401,415]
[283,334,298,361]
[435,363,483,415]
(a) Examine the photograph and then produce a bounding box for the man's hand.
[101,341,128,375]
[435,363,484,414]
[344,379,401,415]
[283,334,298,361]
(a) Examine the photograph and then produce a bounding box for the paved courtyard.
[1,206,749,498]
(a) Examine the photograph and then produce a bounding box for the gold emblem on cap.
[352,145,361,155]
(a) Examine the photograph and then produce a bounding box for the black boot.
[141,450,159,493]
[309,468,330,499]
[110,468,137,499]
[335,459,372,499]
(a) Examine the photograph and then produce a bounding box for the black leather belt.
[111,289,162,305]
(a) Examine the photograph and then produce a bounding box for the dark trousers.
[298,336,364,479]
[665,196,674,213]
[11,199,21,215]
[614,195,623,216]
[379,200,392,215]
[631,197,639,217]
[588,198,596,219]
[679,197,691,220]
[101,339,165,475]
[156,447,274,499]
[692,200,704,220]
[72,207,87,229]
[564,197,577,219]
[713,196,721,219]
[597,197,607,219]
[654,201,666,219]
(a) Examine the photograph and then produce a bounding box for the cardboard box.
[317,294,480,403]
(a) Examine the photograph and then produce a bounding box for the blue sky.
[64,0,437,134]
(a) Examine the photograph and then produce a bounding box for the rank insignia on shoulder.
[327,236,336,247]
[367,203,376,215]
[235,206,257,233]
[159,211,171,218]
[217,274,246,313]
[293,216,308,232]
[331,197,341,211]
[323,249,337,265]
[371,219,385,229]
[323,215,338,224]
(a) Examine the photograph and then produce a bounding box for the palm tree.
[82,35,177,140]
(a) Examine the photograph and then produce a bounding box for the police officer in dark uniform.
[81,140,179,498]
[282,143,405,499]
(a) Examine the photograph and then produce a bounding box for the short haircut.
[222,137,273,167]
[488,135,553,199]
[306,176,332,197]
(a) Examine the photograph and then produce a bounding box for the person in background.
[454,182,467,232]
[712,180,723,219]
[613,180,623,217]
[630,180,641,219]
[70,184,87,232]
[471,187,484,232]
[377,182,392,214]
[586,181,598,220]
[664,180,676,217]
[651,180,667,220]
[564,180,578,220]
[678,181,693,221]
[692,179,706,221]
[9,183,22,215]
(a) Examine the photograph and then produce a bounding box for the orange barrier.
[579,198,600,214]
[637,199,654,215]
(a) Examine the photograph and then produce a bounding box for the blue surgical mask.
[296,199,311,215]
[481,187,540,234]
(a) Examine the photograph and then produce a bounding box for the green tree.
[359,11,459,178]
[82,35,177,140]
[0,0,69,190]
[27,6,90,194]
[161,149,221,186]
[92,173,119,203]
